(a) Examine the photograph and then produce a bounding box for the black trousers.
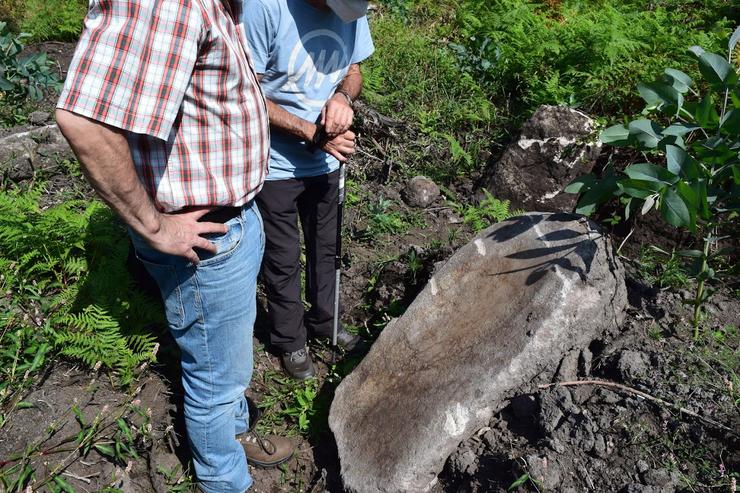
[256,170,341,352]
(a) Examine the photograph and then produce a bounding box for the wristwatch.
[335,89,353,106]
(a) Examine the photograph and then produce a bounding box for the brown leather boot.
[238,431,294,468]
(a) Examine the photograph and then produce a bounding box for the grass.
[635,246,691,290]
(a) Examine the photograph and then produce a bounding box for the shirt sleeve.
[241,0,277,74]
[351,16,374,64]
[57,0,202,141]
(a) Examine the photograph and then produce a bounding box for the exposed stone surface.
[329,212,627,493]
[28,110,51,125]
[484,105,601,212]
[0,124,74,181]
[403,175,440,208]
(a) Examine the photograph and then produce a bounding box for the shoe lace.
[245,430,276,455]
[288,348,307,362]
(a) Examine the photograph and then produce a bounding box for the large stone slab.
[329,213,626,492]
[484,105,601,211]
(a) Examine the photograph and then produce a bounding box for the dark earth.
[0,43,737,493]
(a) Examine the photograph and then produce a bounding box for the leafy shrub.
[449,0,732,116]
[0,0,24,31]
[0,21,62,123]
[567,30,740,335]
[20,0,87,41]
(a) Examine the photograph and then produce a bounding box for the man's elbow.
[55,108,84,141]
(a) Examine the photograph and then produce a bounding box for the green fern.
[0,187,163,388]
[459,190,522,233]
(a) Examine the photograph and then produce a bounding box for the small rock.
[555,349,580,381]
[449,448,478,476]
[595,387,621,404]
[637,460,650,474]
[28,111,51,125]
[617,350,650,381]
[6,156,34,181]
[402,175,440,208]
[643,468,679,488]
[555,386,580,415]
[526,454,561,491]
[579,347,593,376]
[546,437,565,454]
[481,428,498,450]
[593,434,608,457]
[538,392,565,434]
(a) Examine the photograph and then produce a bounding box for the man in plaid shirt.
[55,1,293,490]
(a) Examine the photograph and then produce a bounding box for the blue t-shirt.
[242,0,374,180]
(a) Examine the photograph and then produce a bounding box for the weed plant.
[0,187,163,414]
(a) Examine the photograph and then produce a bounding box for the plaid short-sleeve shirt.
[58,0,269,212]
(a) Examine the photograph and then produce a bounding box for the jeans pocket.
[197,214,245,267]
[134,250,185,328]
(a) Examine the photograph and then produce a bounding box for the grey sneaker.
[280,347,315,380]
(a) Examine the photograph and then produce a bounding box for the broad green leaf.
[697,52,738,87]
[638,82,682,111]
[688,46,705,58]
[676,181,698,231]
[619,179,662,199]
[662,123,700,137]
[565,174,597,194]
[660,187,691,228]
[730,25,740,53]
[665,145,699,179]
[658,133,685,150]
[600,124,629,145]
[695,92,719,128]
[0,76,13,91]
[574,176,619,215]
[624,163,678,185]
[628,119,663,149]
[663,68,692,93]
[720,109,740,135]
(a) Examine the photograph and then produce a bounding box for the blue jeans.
[130,202,264,493]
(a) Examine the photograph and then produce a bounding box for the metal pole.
[332,162,346,347]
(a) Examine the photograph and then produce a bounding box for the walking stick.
[332,161,346,348]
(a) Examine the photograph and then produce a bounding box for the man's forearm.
[264,99,317,142]
[335,63,363,101]
[55,109,162,236]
